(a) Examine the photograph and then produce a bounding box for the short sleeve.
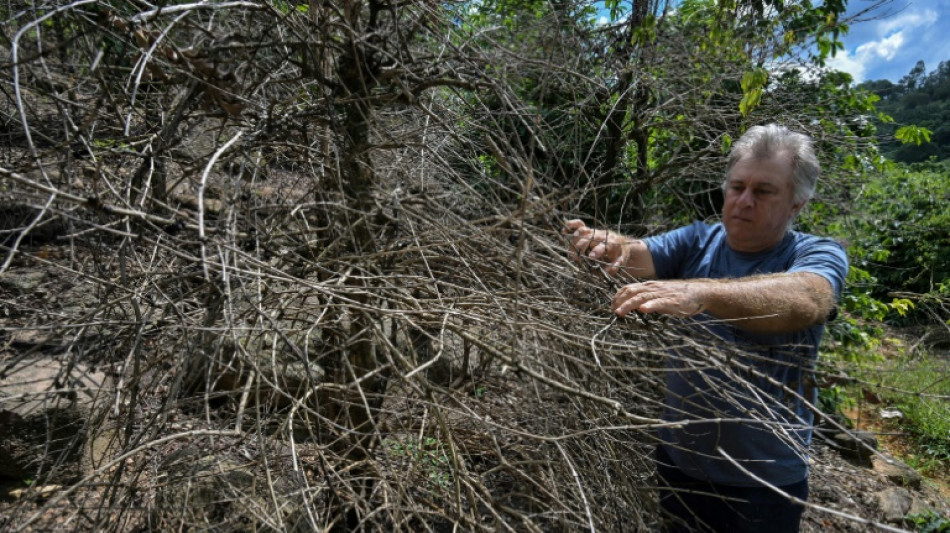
[788,237,849,300]
[643,221,710,279]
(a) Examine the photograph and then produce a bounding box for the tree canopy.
[860,59,950,162]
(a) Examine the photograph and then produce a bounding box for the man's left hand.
[611,280,707,318]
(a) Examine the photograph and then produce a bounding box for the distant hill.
[859,59,950,163]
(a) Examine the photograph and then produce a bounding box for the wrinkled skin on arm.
[610,273,836,333]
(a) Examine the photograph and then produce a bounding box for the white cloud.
[827,52,868,83]
[837,1,950,81]
[828,31,906,83]
[855,32,904,61]
[876,8,937,37]
[828,32,904,83]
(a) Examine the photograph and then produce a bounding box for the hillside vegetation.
[2,0,948,531]
[860,60,950,162]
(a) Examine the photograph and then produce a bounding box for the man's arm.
[564,219,657,278]
[611,272,836,333]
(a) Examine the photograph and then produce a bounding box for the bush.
[849,161,950,302]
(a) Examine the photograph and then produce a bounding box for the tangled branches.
[0,1,673,530]
[0,1,916,531]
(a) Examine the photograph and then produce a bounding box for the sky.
[828,0,950,84]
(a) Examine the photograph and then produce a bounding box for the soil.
[802,408,950,532]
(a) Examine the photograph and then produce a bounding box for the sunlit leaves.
[720,133,733,154]
[739,68,768,116]
[895,125,933,146]
[630,14,658,47]
[602,0,626,22]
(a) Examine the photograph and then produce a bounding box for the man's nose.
[736,189,754,208]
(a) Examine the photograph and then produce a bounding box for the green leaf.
[720,133,733,154]
[895,125,933,146]
[889,298,915,317]
[738,68,768,116]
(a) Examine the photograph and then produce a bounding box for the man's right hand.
[564,219,631,276]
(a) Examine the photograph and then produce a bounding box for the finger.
[638,298,667,314]
[640,296,693,316]
[570,238,595,264]
[612,286,645,317]
[611,296,630,317]
[605,258,623,276]
[589,241,605,260]
[567,226,591,245]
[563,219,586,233]
[613,295,646,317]
[573,235,592,254]
[588,230,612,256]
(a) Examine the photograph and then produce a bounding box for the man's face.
[722,153,803,253]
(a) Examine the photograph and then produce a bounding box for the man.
[566,124,848,532]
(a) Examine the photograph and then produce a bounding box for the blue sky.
[828,0,950,83]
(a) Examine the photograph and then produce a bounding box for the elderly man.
[566,124,848,532]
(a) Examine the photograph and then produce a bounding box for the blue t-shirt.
[644,221,848,486]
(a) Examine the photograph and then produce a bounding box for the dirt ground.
[801,411,950,532]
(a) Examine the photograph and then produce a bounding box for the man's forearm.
[615,237,657,279]
[691,272,835,332]
[612,272,836,333]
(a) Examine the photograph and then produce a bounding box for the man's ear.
[792,200,807,216]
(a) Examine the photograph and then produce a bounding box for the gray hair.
[724,123,821,205]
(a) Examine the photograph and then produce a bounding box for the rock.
[820,429,878,466]
[876,487,913,523]
[879,408,903,420]
[815,410,853,430]
[909,496,935,517]
[7,484,62,500]
[0,270,46,292]
[0,406,85,482]
[0,358,109,482]
[0,357,108,418]
[170,192,224,215]
[7,328,66,350]
[873,455,923,489]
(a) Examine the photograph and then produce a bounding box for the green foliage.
[461,0,596,32]
[907,511,950,533]
[846,162,950,308]
[816,156,950,486]
[817,162,948,344]
[896,125,933,146]
[816,384,853,419]
[879,352,950,476]
[822,337,950,486]
[739,68,768,117]
[384,436,453,488]
[601,0,624,22]
[452,0,605,204]
[454,0,875,226]
[828,266,887,353]
[273,1,308,15]
[861,60,950,162]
